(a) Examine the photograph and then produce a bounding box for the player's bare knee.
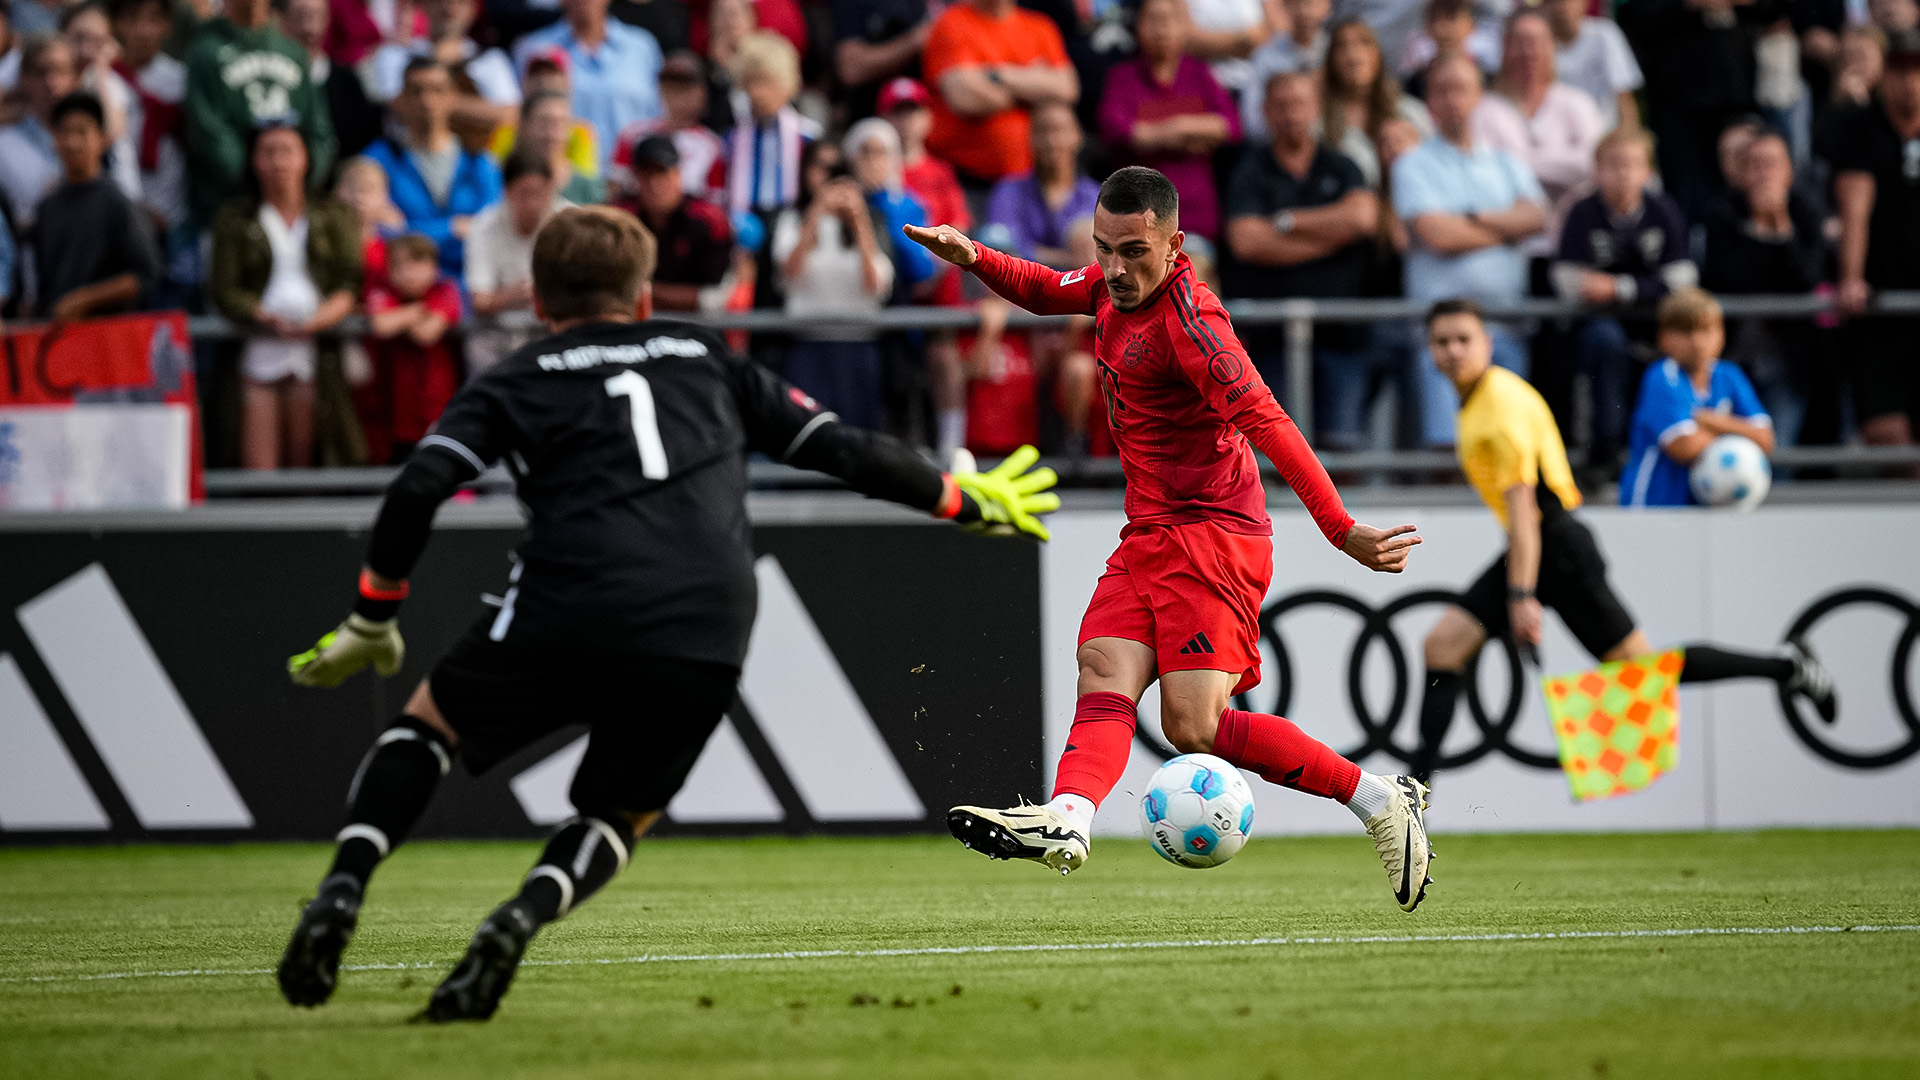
[404,681,460,748]
[1425,610,1484,672]
[1076,640,1151,698]
[1159,693,1226,755]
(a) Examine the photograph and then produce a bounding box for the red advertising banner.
[0,311,202,504]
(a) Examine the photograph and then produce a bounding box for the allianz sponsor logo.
[0,565,252,833]
[537,338,709,372]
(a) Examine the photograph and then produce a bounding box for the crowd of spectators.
[3,0,1919,474]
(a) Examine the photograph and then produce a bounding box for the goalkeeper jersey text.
[421,320,832,665]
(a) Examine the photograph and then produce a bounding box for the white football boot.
[1363,776,1433,912]
[948,801,1090,875]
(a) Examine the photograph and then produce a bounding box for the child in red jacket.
[357,234,463,464]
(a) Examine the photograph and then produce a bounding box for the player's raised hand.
[954,444,1061,541]
[1342,522,1421,573]
[902,223,979,267]
[288,614,406,687]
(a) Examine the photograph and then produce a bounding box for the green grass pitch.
[3,830,1918,1079]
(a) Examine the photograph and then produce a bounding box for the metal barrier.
[161,291,1920,490]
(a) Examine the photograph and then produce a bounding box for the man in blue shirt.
[1623,288,1775,507]
[365,59,504,279]
[1391,53,1546,445]
[512,0,661,171]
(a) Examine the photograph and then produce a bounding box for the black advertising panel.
[0,519,1042,842]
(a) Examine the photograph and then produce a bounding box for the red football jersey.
[968,246,1354,546]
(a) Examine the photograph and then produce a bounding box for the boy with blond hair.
[1621,287,1774,507]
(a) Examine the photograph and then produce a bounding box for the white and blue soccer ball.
[1140,753,1254,869]
[1689,433,1771,511]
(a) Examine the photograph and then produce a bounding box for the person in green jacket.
[185,0,334,228]
[210,122,362,467]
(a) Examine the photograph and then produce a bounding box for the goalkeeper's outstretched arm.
[782,417,1060,541]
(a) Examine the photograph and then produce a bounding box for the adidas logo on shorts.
[1178,632,1216,655]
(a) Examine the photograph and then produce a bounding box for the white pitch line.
[5,924,1918,987]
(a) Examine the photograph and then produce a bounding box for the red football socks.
[1213,709,1361,803]
[1051,691,1139,803]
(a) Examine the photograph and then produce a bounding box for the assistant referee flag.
[1543,650,1684,802]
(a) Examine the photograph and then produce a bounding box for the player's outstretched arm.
[784,418,1060,540]
[735,351,1059,539]
[288,445,476,686]
[901,224,1099,318]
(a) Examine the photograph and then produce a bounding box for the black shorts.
[1456,515,1638,660]
[427,622,741,816]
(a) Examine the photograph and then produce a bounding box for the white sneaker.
[1363,776,1433,912]
[948,802,1090,876]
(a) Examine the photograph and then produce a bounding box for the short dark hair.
[388,232,441,266]
[402,57,448,84]
[106,0,172,22]
[532,207,658,321]
[50,91,105,131]
[1424,297,1485,328]
[520,89,569,122]
[503,146,554,185]
[1097,166,1179,229]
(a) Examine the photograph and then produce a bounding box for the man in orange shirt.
[922,0,1077,187]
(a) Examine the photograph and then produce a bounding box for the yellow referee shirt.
[1455,366,1583,528]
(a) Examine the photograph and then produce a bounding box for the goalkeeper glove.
[950,444,1061,541]
[288,614,406,688]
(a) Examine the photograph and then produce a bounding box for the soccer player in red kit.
[904,167,1435,911]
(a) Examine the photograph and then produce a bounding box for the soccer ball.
[1140,753,1254,869]
[1688,433,1771,511]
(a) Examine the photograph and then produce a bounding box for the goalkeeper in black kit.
[276,207,1059,1022]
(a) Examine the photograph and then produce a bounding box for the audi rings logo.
[1186,586,1920,773]
[1775,588,1920,769]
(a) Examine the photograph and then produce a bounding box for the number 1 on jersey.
[605,370,669,480]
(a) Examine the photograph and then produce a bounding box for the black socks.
[516,817,631,925]
[1411,670,1463,782]
[1678,645,1793,684]
[326,717,453,888]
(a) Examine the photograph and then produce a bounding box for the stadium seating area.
[5,0,1920,476]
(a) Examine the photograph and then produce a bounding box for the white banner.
[1042,505,1920,836]
[0,404,191,511]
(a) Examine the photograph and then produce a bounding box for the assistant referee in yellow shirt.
[1406,299,1838,785]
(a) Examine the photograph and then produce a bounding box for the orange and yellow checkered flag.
[1542,650,1684,802]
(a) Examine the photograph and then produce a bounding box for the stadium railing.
[179,292,1920,496]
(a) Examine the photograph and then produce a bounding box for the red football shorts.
[1078,522,1274,695]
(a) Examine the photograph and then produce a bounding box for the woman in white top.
[1322,19,1431,188]
[1474,8,1604,242]
[772,139,894,430]
[211,125,361,469]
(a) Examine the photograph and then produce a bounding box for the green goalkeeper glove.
[954,444,1061,541]
[288,614,406,688]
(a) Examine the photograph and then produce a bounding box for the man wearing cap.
[613,52,725,204]
[511,0,663,171]
[883,77,969,286]
[620,134,731,311]
[882,74,973,461]
[834,0,932,119]
[1832,30,1920,452]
